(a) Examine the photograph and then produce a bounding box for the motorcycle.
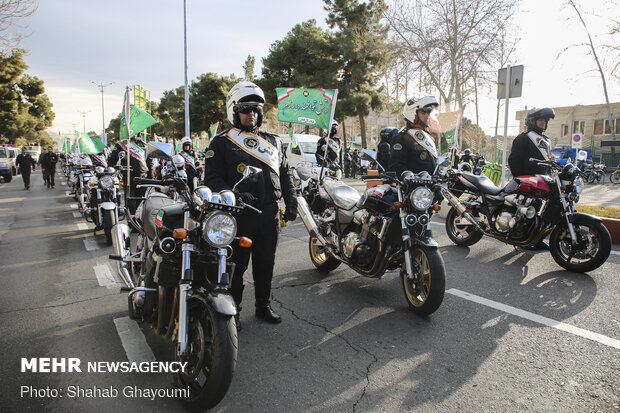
[444,158,612,273]
[110,142,260,411]
[83,166,125,244]
[583,162,605,184]
[70,155,94,207]
[295,150,447,316]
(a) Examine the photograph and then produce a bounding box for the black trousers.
[230,202,280,309]
[21,170,31,188]
[44,167,56,186]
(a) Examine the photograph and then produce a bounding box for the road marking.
[93,263,119,288]
[73,211,82,218]
[83,238,99,251]
[447,288,620,350]
[70,203,78,209]
[76,222,89,230]
[113,317,156,363]
[611,250,620,257]
[65,191,71,196]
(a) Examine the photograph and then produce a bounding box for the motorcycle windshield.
[323,179,360,210]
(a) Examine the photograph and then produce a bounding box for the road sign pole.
[500,65,511,186]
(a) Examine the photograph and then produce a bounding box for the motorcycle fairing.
[141,196,179,240]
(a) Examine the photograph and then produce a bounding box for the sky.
[8,0,620,139]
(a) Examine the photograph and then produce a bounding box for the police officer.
[40,146,59,188]
[108,135,150,214]
[16,147,36,189]
[343,147,352,178]
[460,148,474,165]
[389,96,440,176]
[377,127,397,170]
[315,121,341,167]
[179,136,198,191]
[508,107,555,177]
[203,81,297,329]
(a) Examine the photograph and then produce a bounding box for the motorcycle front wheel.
[549,215,612,273]
[309,235,341,273]
[173,302,237,411]
[445,207,483,247]
[103,209,115,245]
[401,247,446,316]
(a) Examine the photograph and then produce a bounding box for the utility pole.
[90,80,114,137]
[77,110,91,133]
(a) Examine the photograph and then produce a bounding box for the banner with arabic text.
[276,88,337,130]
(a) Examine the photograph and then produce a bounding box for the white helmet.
[181,136,192,146]
[403,96,439,123]
[226,81,265,128]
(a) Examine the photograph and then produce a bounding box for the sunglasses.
[418,106,436,114]
[234,103,263,115]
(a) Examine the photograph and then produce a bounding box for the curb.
[601,217,620,244]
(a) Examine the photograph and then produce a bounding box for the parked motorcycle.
[84,166,125,244]
[583,162,605,184]
[296,150,447,316]
[444,158,611,272]
[110,142,259,411]
[71,155,94,208]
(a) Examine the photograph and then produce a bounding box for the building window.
[572,120,585,135]
[561,124,569,137]
[603,118,619,135]
[593,119,604,135]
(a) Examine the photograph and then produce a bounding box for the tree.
[243,55,255,81]
[0,48,55,144]
[324,0,390,148]
[0,0,37,51]
[105,113,121,143]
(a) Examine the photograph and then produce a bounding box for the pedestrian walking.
[40,146,58,188]
[16,147,36,189]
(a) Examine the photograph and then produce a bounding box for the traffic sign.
[571,133,582,149]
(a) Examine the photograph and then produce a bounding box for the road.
[1,171,619,412]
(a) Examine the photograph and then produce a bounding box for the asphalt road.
[1,171,619,412]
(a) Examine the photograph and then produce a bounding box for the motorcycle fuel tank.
[358,184,397,214]
[516,175,552,196]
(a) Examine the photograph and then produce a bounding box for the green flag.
[119,105,156,141]
[72,131,102,155]
[276,88,338,130]
[209,122,219,137]
[288,127,297,149]
[444,128,455,145]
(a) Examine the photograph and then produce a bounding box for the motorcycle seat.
[460,173,503,195]
[142,196,178,240]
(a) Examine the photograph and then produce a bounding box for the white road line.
[447,288,620,350]
[76,222,89,230]
[113,317,156,363]
[83,238,100,251]
[611,250,620,257]
[70,203,78,209]
[93,263,119,288]
[73,211,82,218]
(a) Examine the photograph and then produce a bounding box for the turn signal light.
[118,182,124,187]
[173,228,188,239]
[393,202,403,209]
[433,204,441,212]
[239,237,252,248]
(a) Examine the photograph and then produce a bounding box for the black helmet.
[525,107,555,133]
[380,127,398,141]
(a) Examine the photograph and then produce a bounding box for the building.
[515,102,620,164]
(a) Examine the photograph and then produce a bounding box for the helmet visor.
[234,103,263,115]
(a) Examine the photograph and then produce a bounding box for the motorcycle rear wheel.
[401,247,445,316]
[445,207,483,247]
[174,302,237,411]
[549,215,612,273]
[309,235,341,273]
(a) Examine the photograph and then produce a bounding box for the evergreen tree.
[243,55,255,81]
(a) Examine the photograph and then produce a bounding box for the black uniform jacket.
[108,140,150,178]
[16,154,35,173]
[203,130,297,208]
[388,128,437,176]
[40,152,58,170]
[508,131,550,177]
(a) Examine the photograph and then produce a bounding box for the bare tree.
[0,0,37,51]
[384,0,519,114]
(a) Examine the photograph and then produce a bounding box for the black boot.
[255,304,281,324]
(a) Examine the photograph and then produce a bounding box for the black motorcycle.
[296,151,447,316]
[84,166,125,244]
[110,142,260,410]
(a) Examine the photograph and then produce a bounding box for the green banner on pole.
[276,88,337,130]
[119,105,156,141]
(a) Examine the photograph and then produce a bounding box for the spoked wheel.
[586,173,595,184]
[549,215,612,273]
[445,207,483,247]
[309,235,341,273]
[401,247,446,316]
[174,303,237,411]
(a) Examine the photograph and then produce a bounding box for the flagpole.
[125,86,131,209]
[319,89,338,183]
[183,0,190,139]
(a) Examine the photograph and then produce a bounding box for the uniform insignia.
[236,163,246,174]
[244,137,259,149]
[393,143,402,151]
[415,131,425,141]
[205,150,215,159]
[419,152,427,160]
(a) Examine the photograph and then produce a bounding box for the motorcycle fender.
[100,201,117,211]
[571,212,602,223]
[188,291,237,316]
[410,236,439,248]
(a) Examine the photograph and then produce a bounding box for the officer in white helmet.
[179,136,197,191]
[203,81,297,328]
[315,120,342,168]
[388,96,440,176]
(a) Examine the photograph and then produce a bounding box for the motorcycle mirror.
[232,165,263,192]
[172,154,185,169]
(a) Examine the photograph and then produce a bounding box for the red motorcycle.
[442,158,611,273]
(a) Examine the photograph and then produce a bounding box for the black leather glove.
[283,205,297,222]
[235,191,257,206]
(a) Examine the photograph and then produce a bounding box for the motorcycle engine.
[493,194,539,238]
[340,210,383,268]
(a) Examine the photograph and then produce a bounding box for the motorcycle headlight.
[573,176,584,194]
[410,186,433,211]
[219,190,236,206]
[99,175,114,189]
[202,212,237,247]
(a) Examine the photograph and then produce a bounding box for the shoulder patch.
[204,150,215,159]
[415,131,425,141]
[393,143,402,151]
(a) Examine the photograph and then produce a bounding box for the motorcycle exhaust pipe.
[111,223,135,289]
[439,187,486,232]
[297,196,327,246]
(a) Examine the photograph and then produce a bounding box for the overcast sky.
[10,0,620,138]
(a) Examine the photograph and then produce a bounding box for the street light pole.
[77,110,91,133]
[90,80,114,136]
